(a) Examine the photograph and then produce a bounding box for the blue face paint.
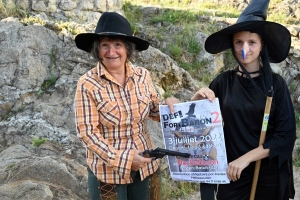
[242,49,246,60]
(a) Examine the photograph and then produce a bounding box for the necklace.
[236,68,261,78]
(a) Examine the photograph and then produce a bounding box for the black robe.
[209,70,296,200]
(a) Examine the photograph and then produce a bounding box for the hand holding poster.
[159,98,230,184]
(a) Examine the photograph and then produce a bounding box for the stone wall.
[5,0,124,24]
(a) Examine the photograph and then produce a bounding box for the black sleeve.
[263,75,296,167]
[209,74,222,97]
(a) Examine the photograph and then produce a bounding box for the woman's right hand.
[131,150,152,171]
[164,97,180,114]
[191,87,215,102]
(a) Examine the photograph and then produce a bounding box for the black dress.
[209,70,296,200]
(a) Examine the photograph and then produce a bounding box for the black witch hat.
[75,12,150,53]
[204,0,291,63]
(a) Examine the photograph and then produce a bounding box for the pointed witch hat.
[204,0,291,63]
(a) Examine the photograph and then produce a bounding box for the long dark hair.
[230,31,273,95]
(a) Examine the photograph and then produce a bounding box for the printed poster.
[159,98,230,184]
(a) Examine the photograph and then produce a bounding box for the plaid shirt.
[74,62,160,184]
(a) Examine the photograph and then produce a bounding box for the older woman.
[74,12,178,200]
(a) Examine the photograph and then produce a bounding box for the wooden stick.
[249,89,273,200]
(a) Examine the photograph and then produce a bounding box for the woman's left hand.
[227,157,250,181]
[227,145,269,181]
[164,97,180,114]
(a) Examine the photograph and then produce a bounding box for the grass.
[20,16,45,26]
[6,163,15,169]
[32,136,46,147]
[55,21,81,35]
[187,37,201,54]
[36,72,56,97]
[294,145,300,168]
[293,110,300,167]
[150,9,198,25]
[296,113,300,130]
[169,44,182,60]
[123,1,221,91]
[163,87,173,99]
[161,169,200,199]
[0,0,28,20]
[37,47,58,97]
[122,3,144,35]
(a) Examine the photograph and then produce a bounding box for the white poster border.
[159,98,230,184]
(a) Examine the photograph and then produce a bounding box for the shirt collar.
[97,61,142,80]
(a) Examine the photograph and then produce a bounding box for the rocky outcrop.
[0,1,299,199]
[0,17,197,199]
[0,144,87,200]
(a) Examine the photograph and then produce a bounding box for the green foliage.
[196,2,239,18]
[187,37,201,54]
[124,0,193,8]
[37,47,58,98]
[163,87,172,99]
[6,163,15,169]
[0,1,28,20]
[126,0,294,27]
[269,0,283,9]
[32,136,46,147]
[150,9,197,25]
[179,62,192,72]
[55,21,80,35]
[36,74,57,97]
[200,20,221,35]
[268,13,287,25]
[169,44,182,59]
[179,59,213,84]
[161,169,199,199]
[294,147,300,167]
[50,47,58,66]
[296,112,300,130]
[290,83,295,91]
[223,49,237,71]
[20,16,45,26]
[123,2,144,34]
[294,107,300,166]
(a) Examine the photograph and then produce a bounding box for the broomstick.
[249,88,274,200]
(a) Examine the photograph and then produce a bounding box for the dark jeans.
[88,167,157,200]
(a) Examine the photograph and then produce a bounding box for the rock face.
[0,144,88,200]
[0,18,198,199]
[0,1,299,200]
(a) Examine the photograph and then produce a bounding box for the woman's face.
[233,31,263,66]
[99,37,127,70]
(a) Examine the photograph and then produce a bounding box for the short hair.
[90,36,136,62]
